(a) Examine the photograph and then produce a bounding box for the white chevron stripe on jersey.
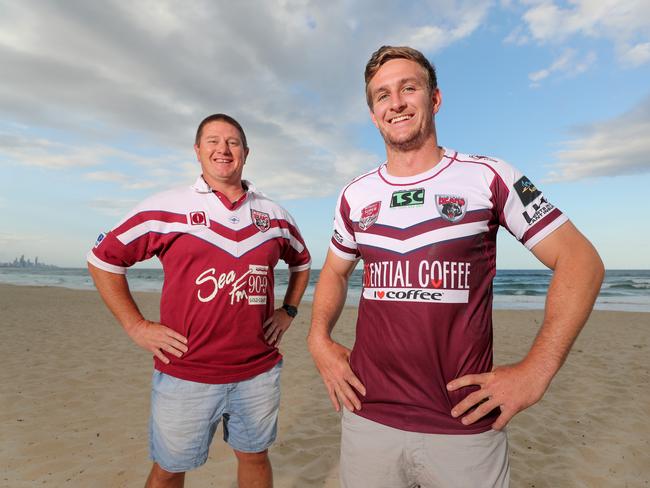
[117,221,187,245]
[197,226,305,257]
[355,219,489,253]
[117,219,304,257]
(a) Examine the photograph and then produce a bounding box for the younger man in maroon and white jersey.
[308,46,604,487]
[88,114,310,488]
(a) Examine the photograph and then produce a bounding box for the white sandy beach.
[1,284,648,487]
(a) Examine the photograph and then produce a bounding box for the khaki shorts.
[340,409,510,488]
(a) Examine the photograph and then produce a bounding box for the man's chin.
[384,134,427,152]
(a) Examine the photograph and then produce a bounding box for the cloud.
[0,132,106,169]
[620,42,650,67]
[87,198,142,217]
[545,96,650,181]
[0,0,491,199]
[528,48,597,86]
[516,0,650,66]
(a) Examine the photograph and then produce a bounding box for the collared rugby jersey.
[88,176,311,384]
[331,149,567,434]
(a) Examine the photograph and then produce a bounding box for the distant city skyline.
[1,1,649,269]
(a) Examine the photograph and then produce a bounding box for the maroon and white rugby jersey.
[88,176,311,384]
[331,149,567,434]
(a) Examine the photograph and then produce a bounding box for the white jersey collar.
[378,147,454,185]
[191,175,257,195]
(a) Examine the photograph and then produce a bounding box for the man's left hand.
[263,308,294,346]
[446,361,550,430]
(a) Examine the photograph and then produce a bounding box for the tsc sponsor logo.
[251,209,271,232]
[189,211,208,226]
[514,176,541,207]
[333,230,344,244]
[522,197,554,225]
[195,264,269,305]
[359,201,381,230]
[390,188,425,208]
[435,194,467,223]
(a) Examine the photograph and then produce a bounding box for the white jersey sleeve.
[329,186,360,261]
[491,158,568,250]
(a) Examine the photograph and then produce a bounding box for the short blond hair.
[364,46,437,107]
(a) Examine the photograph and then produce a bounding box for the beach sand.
[1,284,648,487]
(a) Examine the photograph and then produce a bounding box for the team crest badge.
[359,201,381,230]
[251,209,271,232]
[435,194,467,223]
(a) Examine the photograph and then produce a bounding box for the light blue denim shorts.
[149,360,282,473]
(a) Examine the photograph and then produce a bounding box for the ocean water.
[1,267,648,312]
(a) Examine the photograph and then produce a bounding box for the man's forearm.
[283,269,310,307]
[88,263,145,333]
[308,264,350,342]
[525,232,604,382]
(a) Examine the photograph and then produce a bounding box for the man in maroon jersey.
[88,114,310,488]
[308,46,604,487]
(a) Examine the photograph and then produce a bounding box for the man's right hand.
[308,336,366,412]
[126,319,188,364]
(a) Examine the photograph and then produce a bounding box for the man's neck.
[203,176,247,202]
[385,134,444,177]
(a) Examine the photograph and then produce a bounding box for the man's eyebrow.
[372,77,422,95]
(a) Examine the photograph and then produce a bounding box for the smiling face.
[367,58,441,153]
[194,120,249,189]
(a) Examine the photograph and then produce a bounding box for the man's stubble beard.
[380,114,435,153]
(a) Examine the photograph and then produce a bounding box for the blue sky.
[1,0,649,269]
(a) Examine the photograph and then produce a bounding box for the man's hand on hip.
[126,319,188,365]
[308,337,366,413]
[446,361,549,430]
[263,308,294,346]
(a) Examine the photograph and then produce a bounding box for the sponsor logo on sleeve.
[522,197,555,225]
[189,211,209,226]
[94,232,107,248]
[435,194,467,223]
[390,188,425,208]
[333,230,344,244]
[514,176,541,207]
[251,209,271,232]
[359,201,381,230]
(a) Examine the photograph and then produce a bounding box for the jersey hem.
[153,355,283,385]
[352,409,495,435]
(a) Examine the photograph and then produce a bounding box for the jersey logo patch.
[359,201,381,230]
[94,232,107,248]
[189,211,209,226]
[514,176,541,207]
[469,154,498,163]
[390,188,425,208]
[251,209,271,232]
[435,195,467,223]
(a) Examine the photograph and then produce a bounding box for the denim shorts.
[149,360,282,473]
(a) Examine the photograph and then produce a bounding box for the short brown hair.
[195,113,248,148]
[364,46,437,107]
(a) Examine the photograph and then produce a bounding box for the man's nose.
[390,93,406,111]
[216,140,231,154]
